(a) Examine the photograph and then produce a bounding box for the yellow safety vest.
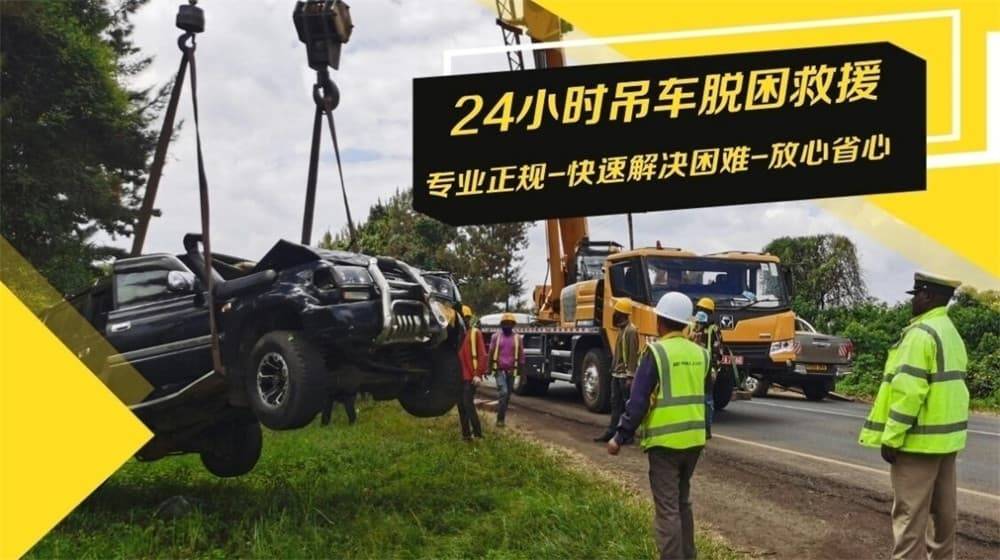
[641,334,709,451]
[491,332,521,375]
[859,306,969,453]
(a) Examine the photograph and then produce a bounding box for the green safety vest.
[641,334,709,451]
[859,306,969,454]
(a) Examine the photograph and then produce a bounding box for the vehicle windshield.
[423,274,458,301]
[646,257,790,309]
[577,254,605,281]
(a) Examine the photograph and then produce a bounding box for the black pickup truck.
[45,234,461,477]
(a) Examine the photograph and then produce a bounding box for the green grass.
[29,401,739,559]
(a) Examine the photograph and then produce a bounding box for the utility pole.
[627,213,635,250]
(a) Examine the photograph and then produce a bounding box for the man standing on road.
[595,297,640,442]
[457,305,487,440]
[609,292,709,560]
[488,312,524,427]
[859,272,968,560]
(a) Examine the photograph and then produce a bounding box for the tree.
[454,223,530,313]
[322,189,460,271]
[764,234,868,313]
[1,1,166,296]
[319,189,531,314]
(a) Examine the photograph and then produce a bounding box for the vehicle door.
[103,255,212,395]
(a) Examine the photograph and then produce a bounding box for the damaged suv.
[48,234,461,476]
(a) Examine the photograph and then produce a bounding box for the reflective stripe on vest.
[469,328,478,366]
[858,308,969,454]
[641,337,707,451]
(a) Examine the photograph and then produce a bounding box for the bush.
[800,289,1000,406]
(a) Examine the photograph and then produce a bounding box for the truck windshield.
[577,254,605,281]
[646,257,790,309]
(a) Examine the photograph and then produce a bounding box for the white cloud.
[120,0,913,305]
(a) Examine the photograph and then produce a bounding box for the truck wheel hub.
[582,364,599,401]
[257,352,289,408]
[743,375,759,392]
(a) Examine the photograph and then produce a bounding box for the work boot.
[593,432,614,443]
[496,419,506,428]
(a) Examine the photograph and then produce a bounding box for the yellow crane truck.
[484,1,799,412]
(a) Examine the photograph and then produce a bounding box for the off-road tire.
[199,413,262,478]
[713,367,736,410]
[398,348,461,418]
[246,330,327,430]
[579,347,611,413]
[802,380,830,401]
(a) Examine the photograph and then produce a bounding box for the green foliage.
[29,402,737,559]
[764,234,868,311]
[1,0,165,296]
[321,189,531,313]
[801,289,1000,406]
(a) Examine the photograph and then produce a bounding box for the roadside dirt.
[478,396,1000,559]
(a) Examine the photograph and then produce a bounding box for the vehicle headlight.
[333,266,372,286]
[769,339,795,355]
[331,265,373,301]
[429,300,448,326]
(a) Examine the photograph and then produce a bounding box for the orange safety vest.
[491,332,522,375]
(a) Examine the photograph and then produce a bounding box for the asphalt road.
[479,382,1000,557]
[487,381,1000,504]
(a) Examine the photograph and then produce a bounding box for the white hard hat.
[655,292,694,325]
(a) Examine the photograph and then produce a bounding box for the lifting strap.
[301,71,356,248]
[184,33,225,375]
[131,24,224,375]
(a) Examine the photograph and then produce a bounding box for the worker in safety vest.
[456,305,487,441]
[859,272,968,560]
[594,297,640,442]
[690,297,720,439]
[609,292,708,560]
[488,312,524,427]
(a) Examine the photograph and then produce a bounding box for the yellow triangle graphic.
[0,283,152,558]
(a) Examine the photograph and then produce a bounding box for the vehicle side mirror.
[167,270,197,293]
[783,268,796,299]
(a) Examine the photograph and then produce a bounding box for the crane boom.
[495,0,588,322]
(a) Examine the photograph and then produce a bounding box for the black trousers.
[457,381,482,437]
[603,376,630,436]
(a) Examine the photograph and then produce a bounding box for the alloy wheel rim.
[257,352,289,408]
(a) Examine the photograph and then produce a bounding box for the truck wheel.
[246,331,326,430]
[713,368,735,411]
[743,375,770,397]
[199,413,262,478]
[398,348,461,418]
[802,381,830,401]
[579,348,611,413]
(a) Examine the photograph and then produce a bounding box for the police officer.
[609,292,708,560]
[859,272,968,560]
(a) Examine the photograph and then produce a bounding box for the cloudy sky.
[123,0,916,303]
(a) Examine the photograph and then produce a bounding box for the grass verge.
[29,401,739,559]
